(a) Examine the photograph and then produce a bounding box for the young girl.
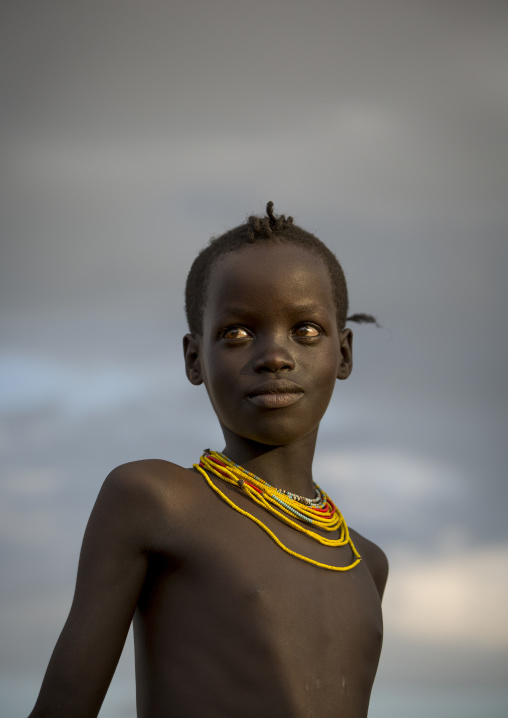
[29,202,388,718]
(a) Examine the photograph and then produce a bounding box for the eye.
[220,326,251,341]
[293,323,322,338]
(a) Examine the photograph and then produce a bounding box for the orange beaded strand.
[195,451,361,572]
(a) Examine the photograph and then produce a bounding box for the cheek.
[303,349,340,384]
[201,352,241,401]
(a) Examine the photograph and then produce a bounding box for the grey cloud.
[1,1,507,715]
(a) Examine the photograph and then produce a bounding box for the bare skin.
[29,243,388,718]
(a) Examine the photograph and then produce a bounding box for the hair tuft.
[185,202,377,335]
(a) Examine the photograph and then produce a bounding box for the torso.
[132,460,386,718]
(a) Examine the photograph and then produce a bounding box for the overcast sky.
[1,2,507,717]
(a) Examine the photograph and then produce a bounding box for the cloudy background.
[1,1,507,716]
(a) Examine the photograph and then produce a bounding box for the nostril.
[253,349,295,373]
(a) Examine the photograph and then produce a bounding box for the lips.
[247,381,304,408]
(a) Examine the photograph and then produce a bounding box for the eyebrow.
[217,302,328,318]
[287,302,326,313]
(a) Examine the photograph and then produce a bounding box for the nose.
[252,334,296,373]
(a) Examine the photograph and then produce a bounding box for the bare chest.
[134,478,383,717]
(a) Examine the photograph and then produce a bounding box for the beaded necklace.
[195,451,361,572]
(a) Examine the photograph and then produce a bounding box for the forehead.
[204,242,335,321]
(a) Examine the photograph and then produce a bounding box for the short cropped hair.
[185,202,375,335]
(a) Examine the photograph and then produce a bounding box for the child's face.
[184,242,352,448]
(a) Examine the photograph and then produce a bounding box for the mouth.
[247,382,304,409]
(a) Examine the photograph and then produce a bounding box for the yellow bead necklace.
[195,451,361,572]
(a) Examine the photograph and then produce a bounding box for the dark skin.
[29,242,388,718]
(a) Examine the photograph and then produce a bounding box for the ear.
[183,333,204,385]
[337,328,353,380]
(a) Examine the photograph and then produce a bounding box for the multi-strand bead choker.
[195,451,360,572]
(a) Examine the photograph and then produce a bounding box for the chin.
[224,418,320,448]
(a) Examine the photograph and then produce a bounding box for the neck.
[219,428,318,499]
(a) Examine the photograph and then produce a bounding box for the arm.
[350,529,389,601]
[367,542,389,602]
[28,463,156,718]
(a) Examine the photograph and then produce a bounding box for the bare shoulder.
[103,458,190,497]
[101,457,198,503]
[350,528,389,601]
[94,459,197,552]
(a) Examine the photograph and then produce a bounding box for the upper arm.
[352,530,389,602]
[29,462,159,718]
[367,543,389,601]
